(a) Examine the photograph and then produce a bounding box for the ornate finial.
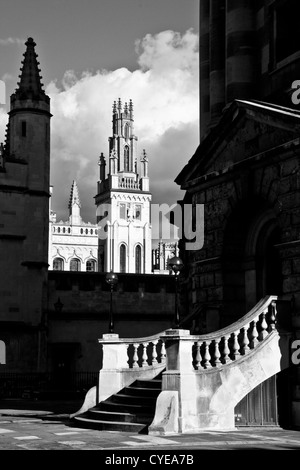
[124,101,128,115]
[141,149,148,161]
[112,101,117,114]
[129,99,133,112]
[98,152,106,165]
[117,98,122,110]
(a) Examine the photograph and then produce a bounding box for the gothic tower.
[0,38,51,372]
[95,99,152,273]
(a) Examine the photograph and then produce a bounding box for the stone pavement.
[0,398,300,462]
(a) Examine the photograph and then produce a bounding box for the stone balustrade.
[118,176,139,190]
[191,295,277,370]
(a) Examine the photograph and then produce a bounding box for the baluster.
[231,331,241,360]
[259,311,268,340]
[160,340,166,363]
[195,341,202,370]
[250,318,259,349]
[241,325,250,355]
[132,343,139,368]
[142,342,149,367]
[152,340,158,364]
[222,335,231,364]
[127,344,130,367]
[203,341,212,369]
[268,301,277,331]
[213,339,221,367]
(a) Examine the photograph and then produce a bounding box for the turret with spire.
[95,99,152,274]
[7,37,51,163]
[69,180,82,225]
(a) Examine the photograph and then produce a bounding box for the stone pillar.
[149,329,197,434]
[98,333,129,402]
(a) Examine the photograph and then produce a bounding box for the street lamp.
[106,271,118,333]
[169,256,184,328]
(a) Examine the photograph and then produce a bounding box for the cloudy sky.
[0,0,199,233]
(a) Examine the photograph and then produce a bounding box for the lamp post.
[106,271,118,333]
[169,256,184,328]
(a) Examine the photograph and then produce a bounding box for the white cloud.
[0,37,25,46]
[1,30,200,233]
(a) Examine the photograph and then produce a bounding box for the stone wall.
[47,271,176,371]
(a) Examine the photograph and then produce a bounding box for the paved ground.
[0,398,300,462]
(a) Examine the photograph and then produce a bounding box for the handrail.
[99,330,167,369]
[186,295,278,370]
[188,295,277,341]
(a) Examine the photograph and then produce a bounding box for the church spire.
[13,37,48,103]
[68,180,81,209]
[68,180,82,225]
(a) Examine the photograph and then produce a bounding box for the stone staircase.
[73,373,163,433]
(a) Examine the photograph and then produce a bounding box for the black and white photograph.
[1,0,300,458]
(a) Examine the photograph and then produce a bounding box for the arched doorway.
[222,200,282,325]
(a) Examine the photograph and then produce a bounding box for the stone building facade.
[175,0,300,427]
[95,99,152,274]
[49,181,98,272]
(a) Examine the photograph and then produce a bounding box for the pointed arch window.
[86,259,96,272]
[135,245,142,274]
[70,258,81,271]
[124,122,129,140]
[53,257,64,271]
[124,146,130,171]
[120,244,126,273]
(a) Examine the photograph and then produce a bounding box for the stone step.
[124,386,161,397]
[99,399,156,414]
[73,415,147,433]
[111,393,158,405]
[135,378,162,388]
[87,408,138,423]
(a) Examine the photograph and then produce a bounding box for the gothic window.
[124,146,130,171]
[80,229,83,234]
[135,245,142,274]
[57,227,61,233]
[86,259,96,272]
[124,123,129,140]
[68,228,71,233]
[120,244,126,273]
[70,258,81,271]
[120,203,126,219]
[135,205,141,221]
[53,257,64,271]
[63,227,66,233]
